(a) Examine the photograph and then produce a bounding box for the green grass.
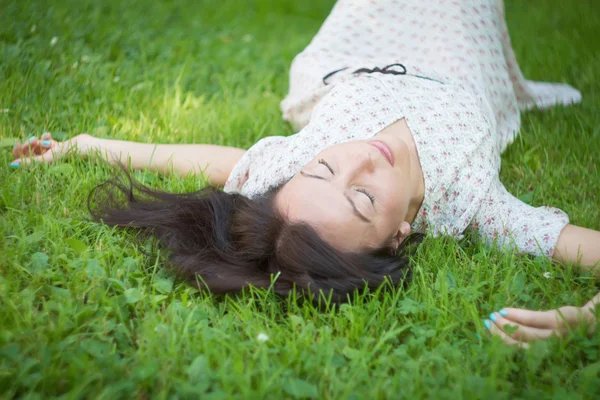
[1,0,600,398]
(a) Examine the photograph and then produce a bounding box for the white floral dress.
[224,0,581,257]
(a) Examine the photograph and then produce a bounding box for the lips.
[369,140,395,166]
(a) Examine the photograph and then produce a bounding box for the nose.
[346,151,375,179]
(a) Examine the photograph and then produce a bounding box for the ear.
[391,221,412,252]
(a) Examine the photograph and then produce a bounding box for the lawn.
[1,0,600,398]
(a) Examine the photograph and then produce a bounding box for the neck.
[375,118,426,224]
[403,136,425,225]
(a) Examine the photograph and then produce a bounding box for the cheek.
[379,176,408,215]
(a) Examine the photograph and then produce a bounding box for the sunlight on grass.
[1,0,599,398]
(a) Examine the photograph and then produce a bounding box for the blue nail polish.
[41,140,51,146]
[28,136,36,142]
[489,313,497,322]
[10,161,21,168]
[499,309,508,317]
[484,320,491,330]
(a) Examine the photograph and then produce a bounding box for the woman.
[10,0,599,345]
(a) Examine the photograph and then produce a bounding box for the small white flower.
[0,108,9,113]
[30,25,36,33]
[81,55,90,62]
[50,36,58,47]
[257,333,269,342]
[72,61,79,69]
[113,76,120,83]
[543,272,552,279]
[242,34,254,43]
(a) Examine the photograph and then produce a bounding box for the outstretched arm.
[11,133,245,186]
[553,224,600,272]
[469,177,600,269]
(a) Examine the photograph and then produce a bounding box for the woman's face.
[275,132,415,253]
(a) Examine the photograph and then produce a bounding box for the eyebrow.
[299,171,372,223]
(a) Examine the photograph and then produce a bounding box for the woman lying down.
[11,0,599,347]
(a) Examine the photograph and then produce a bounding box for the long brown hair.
[88,171,412,302]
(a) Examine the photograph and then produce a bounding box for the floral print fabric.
[224,0,580,257]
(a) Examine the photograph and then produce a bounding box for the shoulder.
[223,136,291,195]
[470,179,570,257]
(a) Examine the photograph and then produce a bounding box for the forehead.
[275,174,374,251]
[277,174,346,223]
[316,140,362,156]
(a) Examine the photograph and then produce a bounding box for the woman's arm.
[11,133,245,186]
[469,177,573,260]
[553,224,600,272]
[468,177,600,270]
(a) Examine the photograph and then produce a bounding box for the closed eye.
[298,163,372,223]
[356,188,375,204]
[318,159,334,175]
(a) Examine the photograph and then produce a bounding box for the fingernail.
[41,140,52,146]
[489,313,497,322]
[28,136,36,142]
[484,320,491,330]
[10,161,21,168]
[499,309,508,317]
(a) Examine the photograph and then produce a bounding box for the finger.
[484,319,530,349]
[497,308,562,330]
[29,139,44,155]
[40,140,55,151]
[40,133,55,150]
[490,312,557,342]
[10,145,22,167]
[500,306,591,333]
[17,136,41,157]
[15,149,57,166]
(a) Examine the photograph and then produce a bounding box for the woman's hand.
[11,132,97,167]
[484,292,599,348]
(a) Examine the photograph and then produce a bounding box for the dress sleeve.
[223,147,253,194]
[223,136,292,198]
[469,178,569,257]
[223,136,281,195]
